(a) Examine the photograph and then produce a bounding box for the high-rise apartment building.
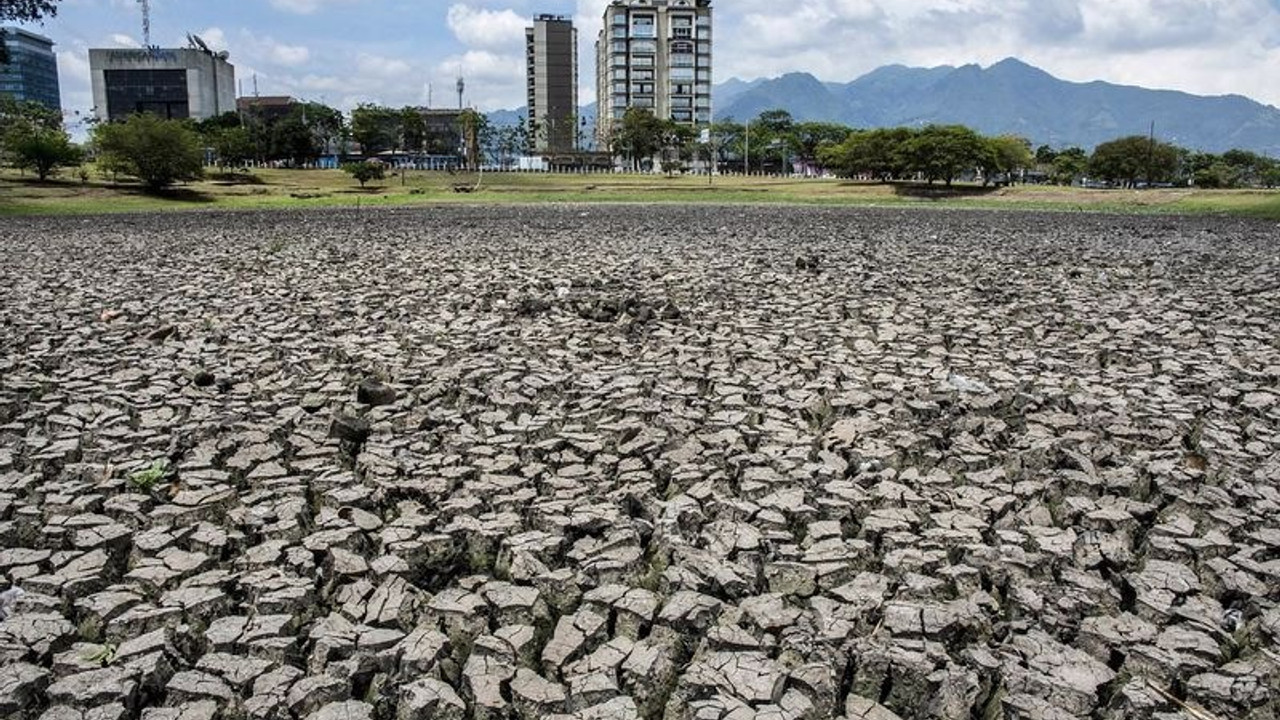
[0,27,62,110]
[595,0,712,145]
[526,14,578,153]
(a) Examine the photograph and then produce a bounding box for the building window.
[104,68,189,121]
[631,15,655,38]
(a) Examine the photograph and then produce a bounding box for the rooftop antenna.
[137,0,151,46]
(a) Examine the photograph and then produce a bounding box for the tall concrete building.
[0,27,62,110]
[595,0,712,145]
[90,45,234,122]
[525,14,578,153]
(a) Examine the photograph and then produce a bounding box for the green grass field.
[2,167,1279,218]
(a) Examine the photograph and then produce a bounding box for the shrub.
[93,114,205,190]
[5,125,82,180]
[342,161,387,188]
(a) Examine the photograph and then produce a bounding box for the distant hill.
[717,58,1280,154]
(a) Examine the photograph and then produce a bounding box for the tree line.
[612,107,1280,188]
[4,95,1278,190]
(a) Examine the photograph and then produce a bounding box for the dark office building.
[90,47,234,122]
[0,27,62,110]
[526,15,578,153]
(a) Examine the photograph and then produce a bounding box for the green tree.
[1034,145,1058,166]
[612,108,666,170]
[265,103,341,165]
[1051,147,1088,185]
[659,121,696,175]
[0,94,62,133]
[351,104,401,155]
[5,125,81,179]
[1193,162,1237,189]
[904,125,987,185]
[458,108,486,170]
[1089,135,1181,187]
[1262,166,1280,188]
[1220,149,1274,186]
[754,109,795,136]
[342,160,386,188]
[748,109,796,173]
[985,135,1034,183]
[93,113,204,190]
[401,107,427,153]
[791,121,853,172]
[1,1,60,64]
[821,127,916,181]
[193,111,242,137]
[494,123,523,168]
[707,118,744,168]
[209,126,254,167]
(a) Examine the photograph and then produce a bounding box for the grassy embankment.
[2,167,1278,218]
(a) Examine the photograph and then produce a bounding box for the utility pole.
[1146,120,1156,187]
[745,119,750,176]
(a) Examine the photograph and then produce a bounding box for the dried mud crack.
[1,205,1278,720]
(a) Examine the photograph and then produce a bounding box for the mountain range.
[491,58,1280,155]
[717,58,1280,154]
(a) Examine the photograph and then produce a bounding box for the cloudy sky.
[13,0,1280,128]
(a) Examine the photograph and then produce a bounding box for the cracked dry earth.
[0,205,1278,720]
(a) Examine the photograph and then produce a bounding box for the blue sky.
[12,0,1280,128]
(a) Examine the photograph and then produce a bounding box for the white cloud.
[356,53,413,79]
[267,0,353,15]
[270,43,311,66]
[195,27,228,52]
[436,49,525,110]
[109,33,141,48]
[446,5,528,50]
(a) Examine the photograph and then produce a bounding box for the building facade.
[0,27,61,110]
[525,14,578,153]
[595,0,712,145]
[236,95,296,124]
[90,47,235,122]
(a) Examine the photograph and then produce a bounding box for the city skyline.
[7,0,1280,127]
